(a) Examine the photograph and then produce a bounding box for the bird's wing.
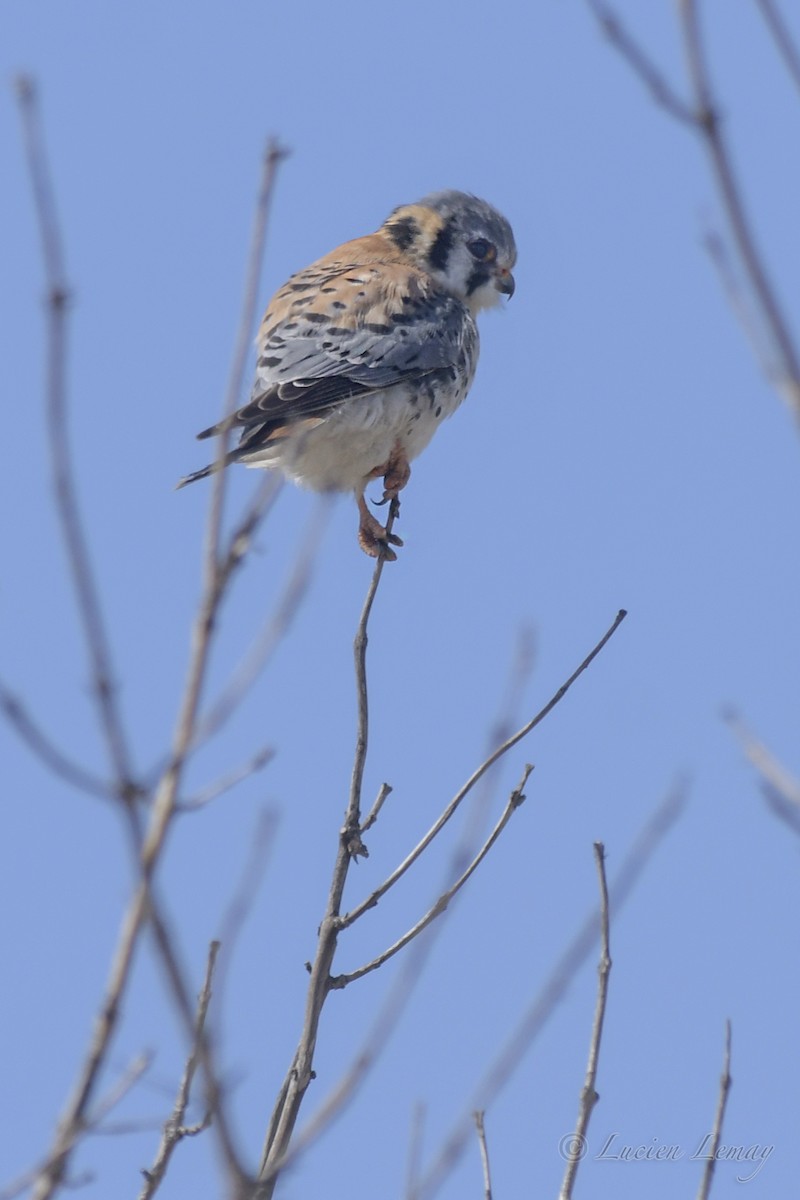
[198,234,476,444]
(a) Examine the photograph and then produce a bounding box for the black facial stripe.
[386,215,420,250]
[427,215,458,272]
[466,266,491,295]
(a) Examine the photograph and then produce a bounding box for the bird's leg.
[381,443,411,503]
[356,491,404,561]
[369,442,412,506]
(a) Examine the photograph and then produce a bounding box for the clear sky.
[2,2,799,1198]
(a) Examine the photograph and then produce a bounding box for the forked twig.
[0,681,111,801]
[258,612,626,1193]
[256,524,399,1195]
[342,610,627,928]
[139,943,221,1199]
[16,94,288,1199]
[339,765,532,984]
[582,0,696,124]
[411,785,685,1200]
[558,843,612,1200]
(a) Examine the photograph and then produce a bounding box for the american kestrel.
[179,190,516,559]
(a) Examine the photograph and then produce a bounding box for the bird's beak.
[494,266,515,297]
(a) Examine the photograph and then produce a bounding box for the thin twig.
[558,843,612,1200]
[193,495,331,750]
[582,0,697,124]
[696,1020,733,1200]
[14,75,135,796]
[411,784,685,1200]
[0,1056,152,1200]
[204,138,291,592]
[703,229,776,376]
[339,766,532,984]
[342,610,627,928]
[256,523,397,1195]
[725,710,800,835]
[405,1104,426,1200]
[178,747,274,812]
[26,131,287,1200]
[0,680,112,801]
[361,782,393,833]
[139,943,221,1200]
[754,0,800,95]
[473,1112,493,1200]
[679,0,800,421]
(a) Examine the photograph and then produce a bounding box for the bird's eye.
[468,238,496,262]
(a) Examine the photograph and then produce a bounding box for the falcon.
[179,190,516,559]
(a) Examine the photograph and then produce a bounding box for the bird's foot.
[357,495,403,561]
[370,444,411,506]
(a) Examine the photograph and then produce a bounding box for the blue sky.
[2,2,799,1197]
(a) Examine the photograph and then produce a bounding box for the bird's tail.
[176,461,215,489]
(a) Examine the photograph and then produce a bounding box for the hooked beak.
[494,266,515,297]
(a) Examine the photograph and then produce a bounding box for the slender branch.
[411,784,685,1200]
[558,843,612,1200]
[343,609,627,928]
[178,747,274,812]
[26,132,287,1200]
[361,782,393,834]
[204,138,291,590]
[725,710,800,836]
[696,1021,733,1200]
[582,0,697,124]
[405,1104,426,1200]
[339,766,532,984]
[15,76,135,795]
[193,495,330,751]
[703,229,776,375]
[0,679,112,801]
[754,0,800,95]
[139,942,221,1200]
[256,524,397,1195]
[0,1055,152,1200]
[678,0,800,421]
[473,1113,493,1200]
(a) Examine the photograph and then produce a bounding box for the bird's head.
[382,190,516,314]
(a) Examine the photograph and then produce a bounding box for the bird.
[178,190,516,560]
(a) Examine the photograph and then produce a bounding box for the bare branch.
[25,129,287,1200]
[473,1112,493,1200]
[558,843,612,1200]
[582,0,697,125]
[193,495,331,751]
[754,0,800,95]
[696,1021,733,1200]
[361,782,394,834]
[411,784,686,1200]
[678,0,800,421]
[0,679,112,801]
[343,609,627,928]
[256,522,399,1194]
[0,1055,152,1200]
[139,942,221,1200]
[726,710,800,836]
[14,76,135,795]
[405,1104,426,1200]
[203,138,291,588]
[177,747,274,812]
[339,766,532,984]
[703,230,777,376]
